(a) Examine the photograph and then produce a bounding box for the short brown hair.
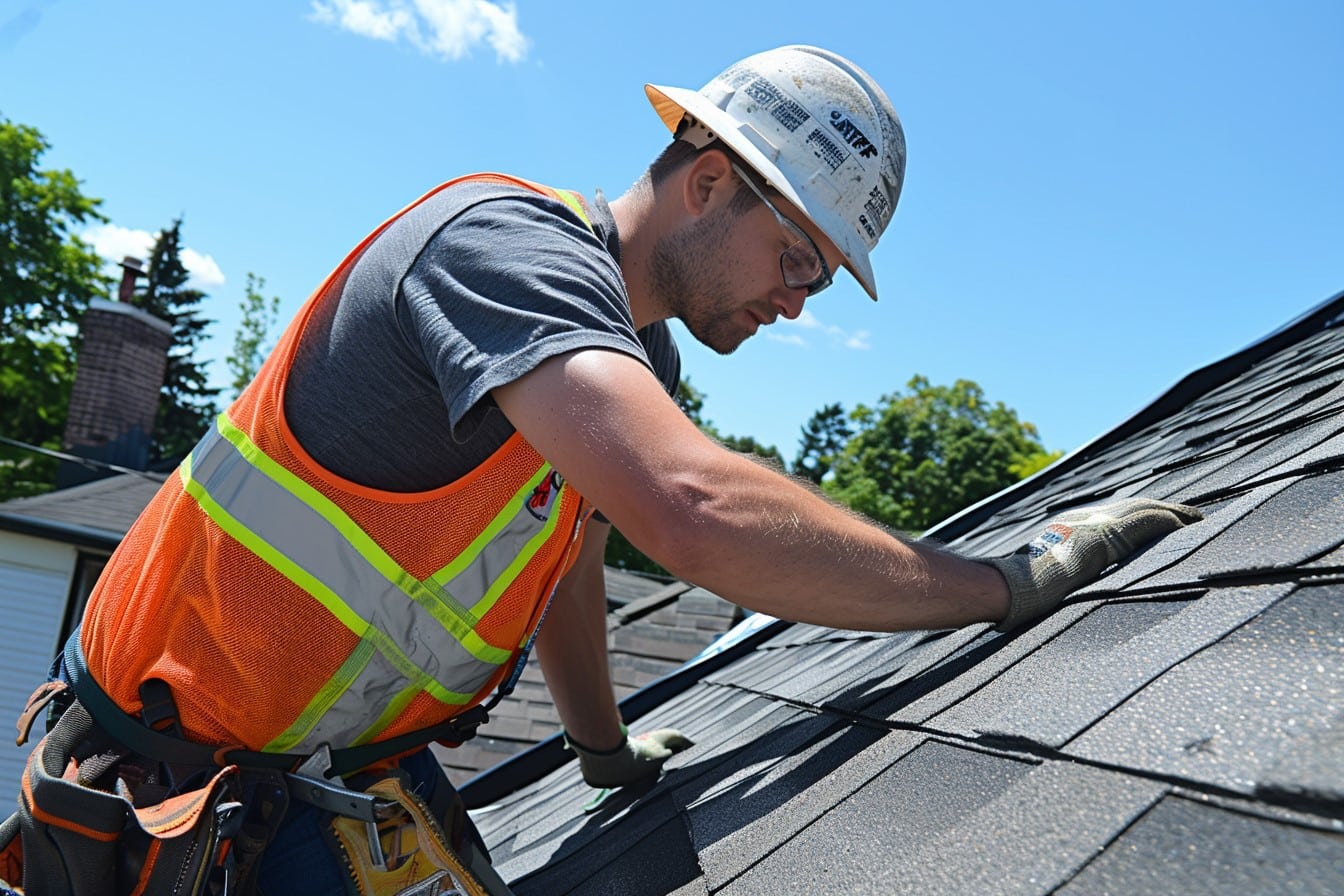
[642,139,758,217]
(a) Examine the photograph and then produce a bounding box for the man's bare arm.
[534,520,624,751]
[494,348,1011,632]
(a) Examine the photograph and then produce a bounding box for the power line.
[0,435,168,483]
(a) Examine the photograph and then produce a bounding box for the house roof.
[0,472,165,549]
[463,290,1344,895]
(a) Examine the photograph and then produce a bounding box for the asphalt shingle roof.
[441,582,742,785]
[464,291,1344,895]
[0,473,164,546]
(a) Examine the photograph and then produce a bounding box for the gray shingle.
[464,293,1344,893]
[1057,796,1344,896]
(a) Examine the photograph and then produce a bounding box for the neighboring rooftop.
[0,472,165,548]
[464,291,1344,895]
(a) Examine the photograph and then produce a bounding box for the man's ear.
[681,148,736,219]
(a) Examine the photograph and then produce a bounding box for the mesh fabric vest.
[81,175,594,754]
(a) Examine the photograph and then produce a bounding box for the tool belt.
[323,769,512,896]
[0,694,244,895]
[0,637,507,896]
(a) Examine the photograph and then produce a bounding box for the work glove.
[985,497,1203,631]
[564,728,694,789]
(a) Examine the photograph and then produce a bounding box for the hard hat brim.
[645,82,879,301]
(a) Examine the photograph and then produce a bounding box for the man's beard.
[648,205,751,356]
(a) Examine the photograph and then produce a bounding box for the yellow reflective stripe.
[179,454,369,637]
[554,189,592,227]
[214,414,511,667]
[423,465,551,594]
[265,634,474,753]
[185,415,502,752]
[264,636,377,752]
[354,681,431,747]
[469,494,565,619]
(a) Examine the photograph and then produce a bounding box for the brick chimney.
[58,259,173,486]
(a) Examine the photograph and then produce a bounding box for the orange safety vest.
[81,174,597,754]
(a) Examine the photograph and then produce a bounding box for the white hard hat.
[646,45,905,301]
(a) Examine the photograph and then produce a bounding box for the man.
[3,46,1199,895]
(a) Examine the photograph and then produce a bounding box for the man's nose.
[771,286,807,321]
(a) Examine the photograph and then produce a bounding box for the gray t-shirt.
[285,179,680,492]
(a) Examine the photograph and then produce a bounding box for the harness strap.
[63,631,488,778]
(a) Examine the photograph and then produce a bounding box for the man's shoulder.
[418,175,589,227]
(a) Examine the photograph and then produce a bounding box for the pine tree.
[134,218,219,464]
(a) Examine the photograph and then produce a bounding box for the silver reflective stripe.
[183,416,558,750]
[436,483,563,620]
[295,635,426,751]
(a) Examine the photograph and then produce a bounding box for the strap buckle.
[285,744,386,824]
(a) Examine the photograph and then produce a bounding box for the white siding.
[0,533,75,802]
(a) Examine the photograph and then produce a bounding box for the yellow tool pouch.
[327,777,512,896]
[0,700,242,896]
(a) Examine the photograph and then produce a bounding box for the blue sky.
[2,1,1341,462]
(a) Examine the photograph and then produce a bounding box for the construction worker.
[1,45,1200,895]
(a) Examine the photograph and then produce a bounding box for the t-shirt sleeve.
[638,320,681,399]
[394,191,658,437]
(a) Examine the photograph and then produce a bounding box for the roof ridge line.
[925,289,1344,543]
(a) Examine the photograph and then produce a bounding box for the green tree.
[674,376,782,463]
[674,376,709,428]
[1010,448,1064,480]
[0,336,76,497]
[718,433,784,467]
[793,401,853,484]
[824,376,1052,534]
[0,116,108,499]
[226,272,281,398]
[133,218,219,464]
[0,116,107,337]
[603,377,705,574]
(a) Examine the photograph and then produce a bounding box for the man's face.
[650,184,833,356]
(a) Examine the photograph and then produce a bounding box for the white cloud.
[791,310,824,330]
[844,330,872,351]
[83,223,227,291]
[181,248,226,288]
[765,330,807,347]
[309,0,529,63]
[774,309,871,350]
[83,222,154,264]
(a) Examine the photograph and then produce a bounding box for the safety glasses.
[732,163,833,296]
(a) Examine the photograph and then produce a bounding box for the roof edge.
[0,511,123,551]
[925,288,1344,543]
[457,288,1344,808]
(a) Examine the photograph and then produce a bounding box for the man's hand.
[565,728,694,788]
[986,497,1203,630]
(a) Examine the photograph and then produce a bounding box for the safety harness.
[1,176,606,894]
[0,174,611,896]
[0,633,511,895]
